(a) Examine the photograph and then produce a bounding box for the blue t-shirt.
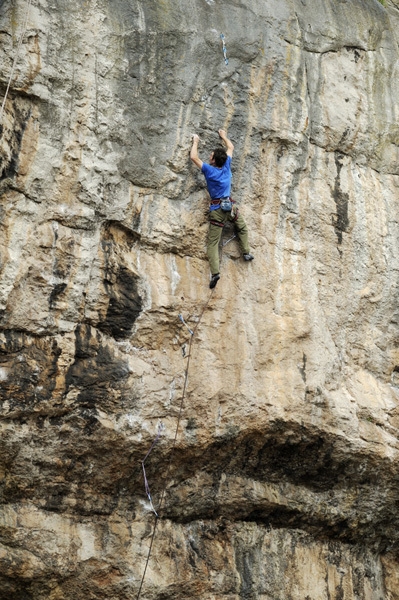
[201,156,232,200]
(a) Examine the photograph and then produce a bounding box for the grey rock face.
[1,0,399,598]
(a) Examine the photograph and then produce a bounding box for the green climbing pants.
[207,206,250,275]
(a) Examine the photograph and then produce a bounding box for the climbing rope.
[0,0,33,126]
[136,289,215,600]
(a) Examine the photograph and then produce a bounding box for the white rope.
[0,0,33,126]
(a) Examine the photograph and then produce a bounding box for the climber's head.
[210,147,228,168]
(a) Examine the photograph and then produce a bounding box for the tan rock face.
[1,0,399,598]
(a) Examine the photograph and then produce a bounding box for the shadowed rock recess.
[2,0,399,598]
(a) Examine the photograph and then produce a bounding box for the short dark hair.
[212,147,228,167]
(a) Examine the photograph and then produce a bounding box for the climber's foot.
[243,253,254,261]
[209,273,220,289]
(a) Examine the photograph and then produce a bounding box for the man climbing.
[190,129,254,288]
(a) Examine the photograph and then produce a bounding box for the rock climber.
[190,129,254,288]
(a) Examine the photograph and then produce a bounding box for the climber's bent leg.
[232,210,250,255]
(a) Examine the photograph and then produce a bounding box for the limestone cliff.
[1,0,399,598]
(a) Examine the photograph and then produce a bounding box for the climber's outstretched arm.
[190,134,203,169]
[218,129,234,157]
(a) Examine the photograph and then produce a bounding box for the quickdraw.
[178,313,194,336]
[220,33,229,66]
[222,233,237,247]
[141,422,165,517]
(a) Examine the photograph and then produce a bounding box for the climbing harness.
[220,33,229,66]
[210,203,240,230]
[0,0,33,126]
[136,289,215,600]
[141,422,165,517]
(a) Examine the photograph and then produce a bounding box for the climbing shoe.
[209,273,220,289]
[243,253,254,261]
